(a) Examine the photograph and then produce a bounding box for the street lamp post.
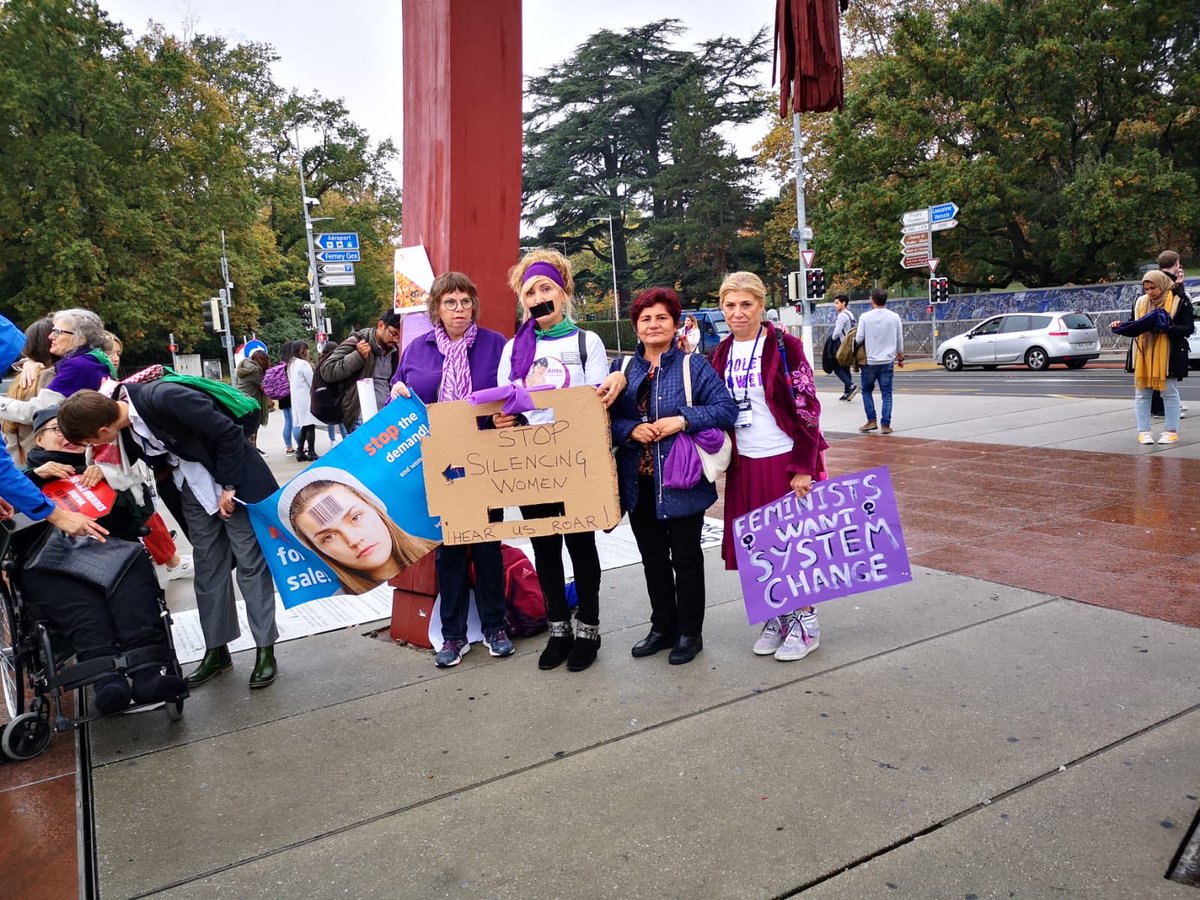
[295,128,327,335]
[589,216,621,353]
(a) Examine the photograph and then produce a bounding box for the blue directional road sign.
[315,250,361,263]
[930,202,958,223]
[315,232,360,251]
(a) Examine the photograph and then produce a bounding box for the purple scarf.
[435,321,478,402]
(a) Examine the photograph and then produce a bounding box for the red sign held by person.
[41,475,117,519]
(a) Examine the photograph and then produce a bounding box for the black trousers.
[298,424,316,455]
[628,476,706,638]
[19,552,163,663]
[521,502,601,626]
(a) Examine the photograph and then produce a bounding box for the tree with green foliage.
[523,19,769,308]
[801,0,1199,289]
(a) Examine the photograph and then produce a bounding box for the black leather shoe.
[668,634,703,665]
[631,630,677,658]
[185,645,232,687]
[249,645,277,689]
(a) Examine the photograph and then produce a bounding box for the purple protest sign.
[732,466,911,623]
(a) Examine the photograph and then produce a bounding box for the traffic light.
[202,298,223,333]
[301,303,316,330]
[929,277,950,304]
[811,268,826,300]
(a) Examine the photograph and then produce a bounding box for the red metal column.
[401,0,522,339]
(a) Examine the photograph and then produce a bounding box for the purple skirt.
[721,451,793,570]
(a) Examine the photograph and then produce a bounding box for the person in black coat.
[58,382,281,689]
[1149,250,1191,418]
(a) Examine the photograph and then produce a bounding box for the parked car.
[1189,325,1200,370]
[936,312,1101,371]
[682,308,730,357]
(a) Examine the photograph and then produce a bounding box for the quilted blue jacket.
[609,345,738,520]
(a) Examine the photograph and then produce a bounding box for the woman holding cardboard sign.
[392,272,513,668]
[712,272,829,663]
[610,288,738,665]
[496,249,610,672]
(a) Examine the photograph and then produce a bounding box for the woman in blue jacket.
[392,272,512,669]
[610,288,738,665]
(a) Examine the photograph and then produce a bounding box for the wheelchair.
[0,522,187,762]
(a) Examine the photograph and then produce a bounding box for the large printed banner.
[732,466,911,623]
[247,395,441,608]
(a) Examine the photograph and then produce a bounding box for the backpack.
[310,354,352,425]
[500,544,548,637]
[466,544,548,637]
[261,362,290,400]
[123,364,259,427]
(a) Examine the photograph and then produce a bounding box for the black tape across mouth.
[528,300,556,319]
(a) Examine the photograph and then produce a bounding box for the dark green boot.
[249,645,277,689]
[185,645,232,687]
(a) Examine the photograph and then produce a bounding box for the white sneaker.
[752,617,787,655]
[775,609,820,661]
[1137,432,1154,445]
[1158,431,1179,444]
[166,554,194,581]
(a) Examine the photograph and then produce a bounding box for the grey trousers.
[181,484,279,649]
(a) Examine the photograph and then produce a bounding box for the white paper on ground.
[171,518,724,664]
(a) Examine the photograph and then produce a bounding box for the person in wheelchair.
[8,406,187,714]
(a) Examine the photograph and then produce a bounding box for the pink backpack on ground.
[468,544,548,637]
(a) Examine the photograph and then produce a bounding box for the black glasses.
[50,327,75,337]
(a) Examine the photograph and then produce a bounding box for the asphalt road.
[894,364,1200,400]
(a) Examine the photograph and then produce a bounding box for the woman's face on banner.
[295,483,394,575]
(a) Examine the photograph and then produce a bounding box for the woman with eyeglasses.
[391,272,513,668]
[0,308,115,428]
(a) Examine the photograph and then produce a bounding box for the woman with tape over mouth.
[391,271,514,667]
[281,468,437,595]
[495,249,612,672]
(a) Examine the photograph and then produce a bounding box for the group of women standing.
[392,249,828,673]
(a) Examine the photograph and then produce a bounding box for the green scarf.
[535,317,578,339]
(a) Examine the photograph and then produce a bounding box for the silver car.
[937,312,1101,371]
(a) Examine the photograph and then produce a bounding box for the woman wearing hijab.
[1111,269,1194,445]
[496,249,609,672]
[392,271,513,667]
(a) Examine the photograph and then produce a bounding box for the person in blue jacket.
[609,288,738,665]
[392,271,512,668]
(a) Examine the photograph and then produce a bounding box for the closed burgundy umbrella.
[774,0,847,115]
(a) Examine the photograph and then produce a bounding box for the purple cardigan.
[47,348,111,397]
[395,326,507,403]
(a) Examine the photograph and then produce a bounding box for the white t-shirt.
[724,333,792,458]
[497,329,608,425]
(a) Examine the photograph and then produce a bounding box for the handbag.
[23,527,146,597]
[681,353,732,482]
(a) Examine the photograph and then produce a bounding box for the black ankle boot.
[538,621,573,670]
[566,622,600,672]
[186,645,232,687]
[131,669,188,705]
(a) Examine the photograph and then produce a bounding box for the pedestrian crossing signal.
[928,277,950,304]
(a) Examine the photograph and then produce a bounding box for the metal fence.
[808,310,1133,359]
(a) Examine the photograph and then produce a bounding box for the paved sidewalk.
[8,386,1200,898]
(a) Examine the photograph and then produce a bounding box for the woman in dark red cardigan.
[710,272,828,662]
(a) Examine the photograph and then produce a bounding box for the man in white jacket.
[854,289,904,434]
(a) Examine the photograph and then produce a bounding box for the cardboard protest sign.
[732,466,911,623]
[41,475,117,519]
[421,386,621,545]
[246,395,441,607]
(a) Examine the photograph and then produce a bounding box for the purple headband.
[522,262,566,290]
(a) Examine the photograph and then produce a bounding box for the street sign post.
[901,232,932,248]
[318,263,355,274]
[801,249,815,268]
[314,232,360,251]
[315,250,361,263]
[930,202,958,223]
[319,273,357,287]
[901,208,930,227]
[929,219,958,232]
[900,253,931,269]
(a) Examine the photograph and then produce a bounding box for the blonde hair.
[719,272,767,307]
[289,480,438,595]
[509,249,575,321]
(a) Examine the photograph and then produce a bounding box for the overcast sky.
[99,0,778,181]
